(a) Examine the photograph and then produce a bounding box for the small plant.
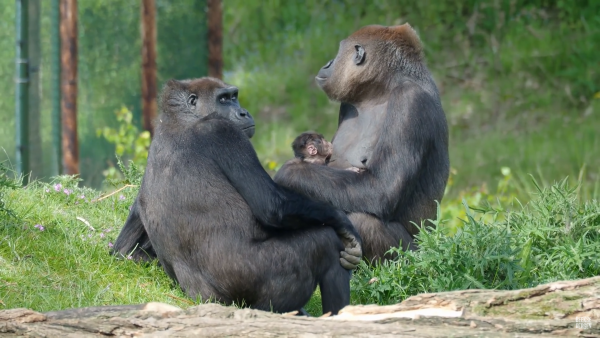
[97,106,150,183]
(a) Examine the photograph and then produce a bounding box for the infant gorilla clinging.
[289,132,363,173]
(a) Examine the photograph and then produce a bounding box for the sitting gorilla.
[274,24,450,261]
[112,77,362,315]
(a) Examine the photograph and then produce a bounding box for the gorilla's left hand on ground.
[337,229,362,270]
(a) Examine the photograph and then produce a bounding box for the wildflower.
[64,189,72,195]
[79,194,85,199]
[100,233,105,238]
[45,188,50,193]
[127,255,133,260]
[119,194,126,201]
[54,183,62,192]
[88,234,92,238]
[108,242,113,248]
[34,224,45,231]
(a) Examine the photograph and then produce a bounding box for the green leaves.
[96,106,150,185]
[351,178,600,305]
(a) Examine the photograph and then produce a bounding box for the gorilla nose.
[237,110,249,119]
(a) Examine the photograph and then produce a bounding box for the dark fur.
[112,77,361,315]
[274,24,450,261]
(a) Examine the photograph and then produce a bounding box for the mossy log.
[2,277,599,337]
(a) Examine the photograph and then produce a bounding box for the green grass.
[1,163,599,316]
[350,178,600,306]
[448,114,600,201]
[0,173,192,311]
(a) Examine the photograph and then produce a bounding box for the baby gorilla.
[290,132,362,172]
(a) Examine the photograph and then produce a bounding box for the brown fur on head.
[292,132,333,164]
[160,77,230,117]
[316,23,425,104]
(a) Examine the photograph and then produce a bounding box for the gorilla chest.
[330,104,387,169]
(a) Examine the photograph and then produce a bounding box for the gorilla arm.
[275,81,440,220]
[205,118,362,269]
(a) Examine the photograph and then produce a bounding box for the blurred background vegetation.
[1,0,599,199]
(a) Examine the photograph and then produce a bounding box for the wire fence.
[0,0,207,187]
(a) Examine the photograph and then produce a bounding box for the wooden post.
[29,0,42,180]
[207,0,222,79]
[141,0,157,137]
[60,0,79,175]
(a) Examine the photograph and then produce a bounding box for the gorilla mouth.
[315,76,328,88]
[242,125,256,138]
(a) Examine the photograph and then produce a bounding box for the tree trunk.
[141,0,157,137]
[2,277,599,337]
[207,0,222,79]
[60,0,78,175]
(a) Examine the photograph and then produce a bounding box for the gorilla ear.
[187,94,198,107]
[354,45,366,65]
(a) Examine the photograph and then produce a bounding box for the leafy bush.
[351,178,600,305]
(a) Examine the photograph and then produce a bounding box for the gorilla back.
[115,77,361,315]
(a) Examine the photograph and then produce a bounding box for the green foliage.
[115,157,144,187]
[350,178,600,306]
[442,166,521,232]
[96,106,150,184]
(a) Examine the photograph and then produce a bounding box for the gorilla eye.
[219,96,227,104]
[232,94,238,101]
[354,45,366,65]
[187,94,197,106]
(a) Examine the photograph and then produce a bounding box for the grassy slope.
[0,177,191,311]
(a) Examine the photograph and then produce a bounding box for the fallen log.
[2,277,599,337]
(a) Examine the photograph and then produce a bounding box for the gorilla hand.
[337,228,362,270]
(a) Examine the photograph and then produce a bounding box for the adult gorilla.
[274,24,450,261]
[112,77,362,315]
